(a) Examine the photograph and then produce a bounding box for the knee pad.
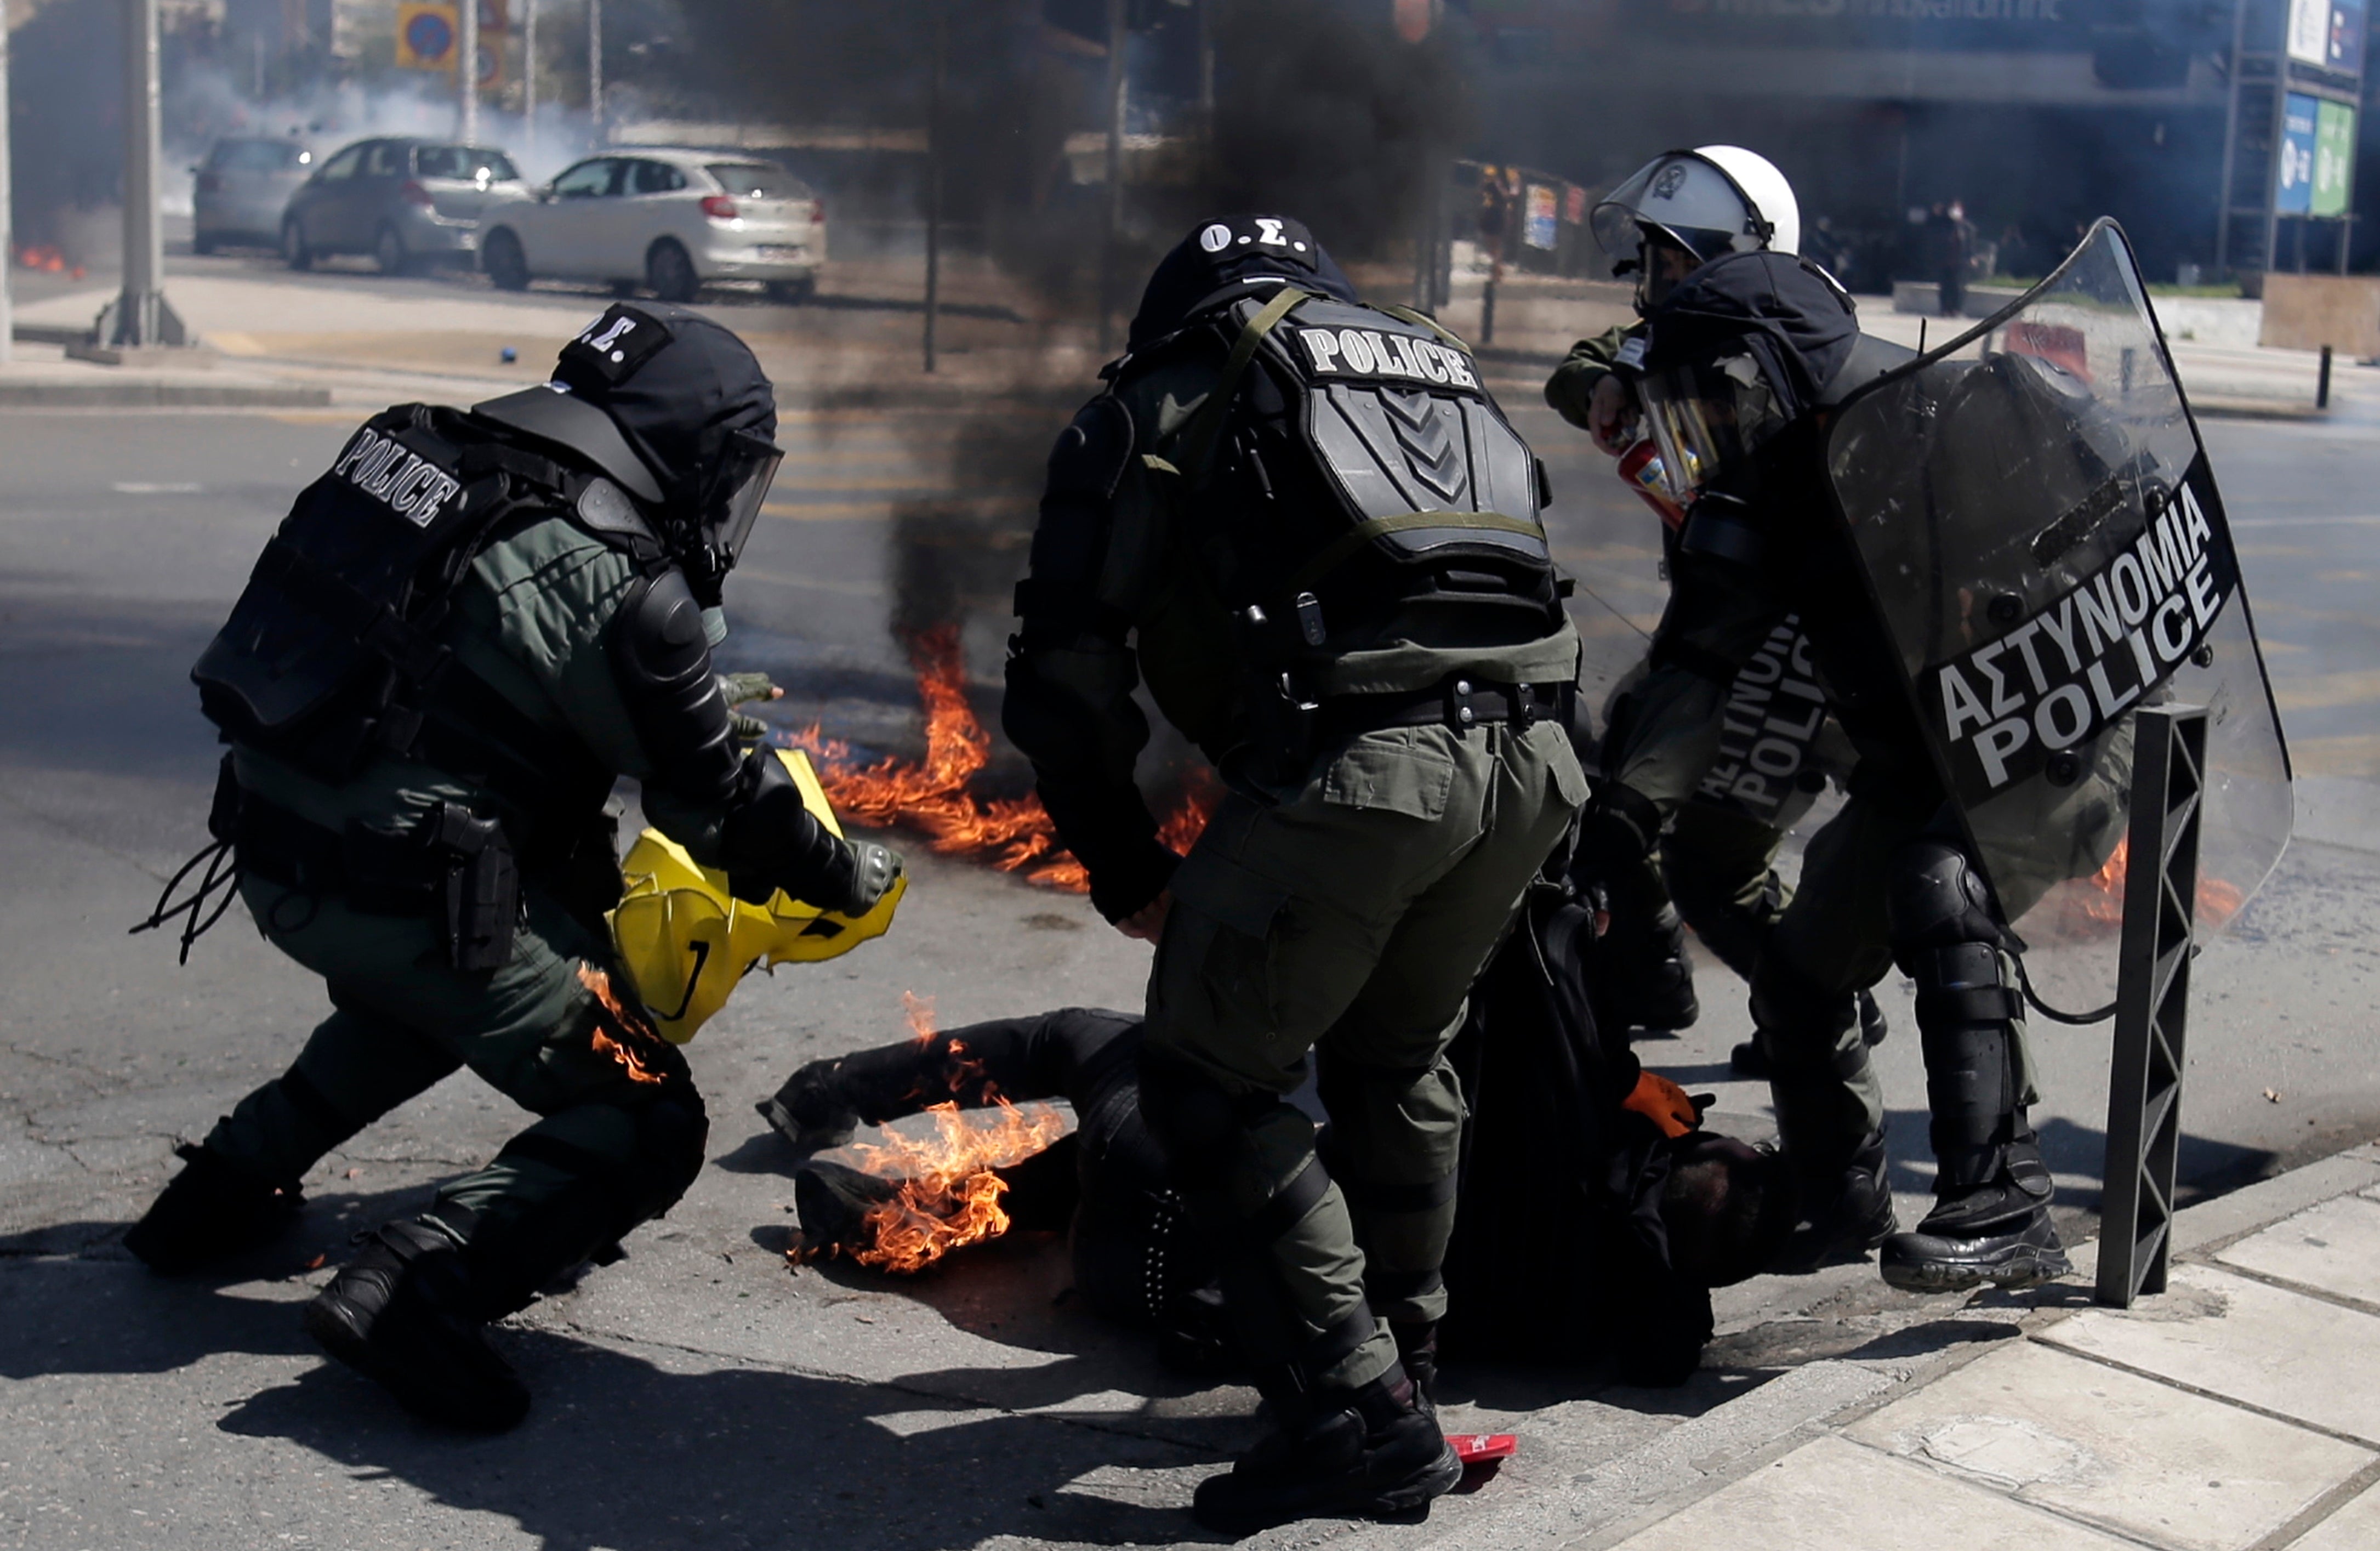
[630,1088,710,1213]
[1135,1049,1247,1190]
[1887,839,2003,971]
[1747,961,1866,1081]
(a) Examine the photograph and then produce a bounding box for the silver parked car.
[192,136,315,253]
[281,138,528,274]
[478,149,824,302]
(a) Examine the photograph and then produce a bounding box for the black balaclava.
[551,303,778,593]
[1126,213,1359,350]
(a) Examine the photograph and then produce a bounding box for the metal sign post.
[96,0,188,351]
[459,0,480,146]
[1,2,14,366]
[2096,703,2210,1308]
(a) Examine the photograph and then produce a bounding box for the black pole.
[2319,344,2333,408]
[1098,0,1126,355]
[923,0,946,374]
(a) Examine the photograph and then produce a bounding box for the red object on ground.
[1447,1433,1518,1466]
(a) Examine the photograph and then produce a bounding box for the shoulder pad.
[573,476,662,550]
[1046,395,1135,502]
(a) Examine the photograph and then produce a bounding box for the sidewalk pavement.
[8,260,2356,419]
[1417,1141,2380,1551]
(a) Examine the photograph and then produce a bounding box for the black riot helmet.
[474,303,783,604]
[1126,213,1359,349]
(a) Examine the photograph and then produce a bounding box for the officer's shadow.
[217,1338,1223,1551]
[1,1201,1225,1548]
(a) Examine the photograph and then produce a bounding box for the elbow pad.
[719,747,857,908]
[609,570,741,806]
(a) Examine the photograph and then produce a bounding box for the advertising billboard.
[2277,93,2320,213]
[2289,0,2367,70]
[2314,99,2358,215]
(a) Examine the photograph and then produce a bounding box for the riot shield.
[1824,220,2292,1008]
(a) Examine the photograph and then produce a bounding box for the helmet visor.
[1592,153,1763,262]
[1636,355,1787,504]
[702,429,784,566]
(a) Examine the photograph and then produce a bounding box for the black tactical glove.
[718,672,782,743]
[833,837,904,916]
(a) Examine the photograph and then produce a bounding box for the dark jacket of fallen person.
[763,884,1796,1389]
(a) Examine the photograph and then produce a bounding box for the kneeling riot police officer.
[1586,149,2076,1290]
[126,304,902,1429]
[1004,215,1587,1532]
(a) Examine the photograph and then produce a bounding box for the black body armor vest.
[192,404,662,814]
[1150,288,1562,641]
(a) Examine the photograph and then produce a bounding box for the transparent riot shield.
[1824,220,2292,1010]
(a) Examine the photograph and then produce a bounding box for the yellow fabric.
[607,748,904,1042]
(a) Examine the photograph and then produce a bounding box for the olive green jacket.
[234,510,736,867]
[1542,322,1639,432]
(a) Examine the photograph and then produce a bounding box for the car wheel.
[483,229,530,292]
[281,217,312,271]
[766,276,816,305]
[375,224,411,277]
[646,240,699,303]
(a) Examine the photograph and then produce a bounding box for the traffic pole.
[1,2,14,365]
[458,0,479,146]
[922,0,945,373]
[1097,0,1125,355]
[522,0,537,155]
[103,0,185,349]
[587,0,602,144]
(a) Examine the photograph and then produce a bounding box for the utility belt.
[210,760,545,972]
[1244,672,1570,786]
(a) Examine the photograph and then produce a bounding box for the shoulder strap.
[1378,303,1473,355]
[1167,285,1315,482]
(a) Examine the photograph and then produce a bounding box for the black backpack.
[1138,287,1564,643]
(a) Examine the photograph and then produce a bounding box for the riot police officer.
[125,304,903,1430]
[1004,214,1587,1531]
[1582,147,2072,1291]
[1544,150,1887,1066]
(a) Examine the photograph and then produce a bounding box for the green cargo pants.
[1139,719,1587,1396]
[207,876,706,1314]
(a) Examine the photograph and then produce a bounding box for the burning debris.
[790,997,1068,1275]
[577,963,670,1085]
[2038,836,2245,936]
[787,623,1217,893]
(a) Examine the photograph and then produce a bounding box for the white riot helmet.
[1592,146,1801,286]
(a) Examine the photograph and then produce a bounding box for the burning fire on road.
[789,995,1067,1275]
[786,623,1217,893]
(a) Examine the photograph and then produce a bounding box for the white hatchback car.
[478,149,824,302]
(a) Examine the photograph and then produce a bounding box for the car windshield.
[705,163,809,201]
[416,145,520,181]
[213,140,309,172]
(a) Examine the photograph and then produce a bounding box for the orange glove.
[1622,1070,1703,1139]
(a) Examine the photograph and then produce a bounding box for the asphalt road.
[2,374,2378,1547]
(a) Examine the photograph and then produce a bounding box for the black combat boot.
[755,1063,860,1155]
[1880,1154,2068,1292]
[124,1143,304,1274]
[1732,989,1887,1079]
[1776,1128,1897,1272]
[1192,1368,1460,1535]
[1604,898,1700,1033]
[303,1219,530,1431]
[1574,785,1699,1032]
[1391,1321,1440,1423]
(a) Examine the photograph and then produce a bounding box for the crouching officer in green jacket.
[126,303,902,1431]
[1003,214,1587,1533]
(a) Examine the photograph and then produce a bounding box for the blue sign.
[2278,92,2320,214]
[2331,0,2367,75]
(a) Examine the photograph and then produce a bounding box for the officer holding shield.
[1582,148,2091,1291]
